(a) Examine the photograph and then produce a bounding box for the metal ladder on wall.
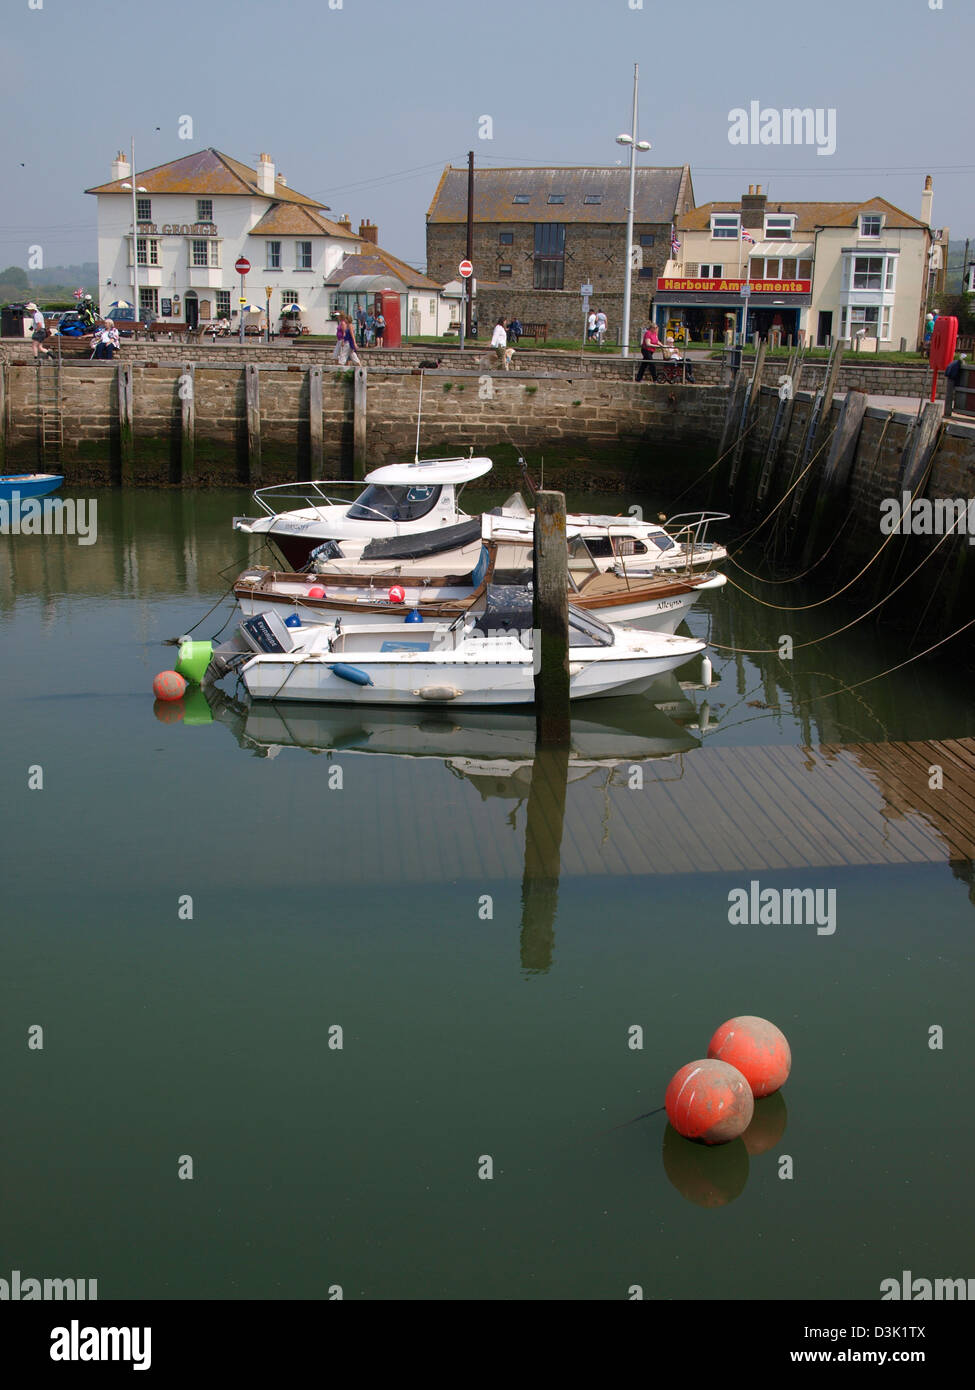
[36,332,63,467]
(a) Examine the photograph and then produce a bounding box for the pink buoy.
[707,1016,791,1098]
[665,1059,754,1145]
[153,670,187,702]
[307,586,326,599]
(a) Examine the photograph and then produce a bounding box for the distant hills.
[1,262,100,307]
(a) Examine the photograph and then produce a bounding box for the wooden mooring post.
[0,361,6,472]
[245,364,261,484]
[117,363,134,483]
[180,362,195,484]
[532,490,570,746]
[353,365,368,479]
[309,365,323,475]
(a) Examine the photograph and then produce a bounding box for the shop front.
[655,276,812,344]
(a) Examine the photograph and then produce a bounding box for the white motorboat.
[202,586,706,707]
[232,455,727,574]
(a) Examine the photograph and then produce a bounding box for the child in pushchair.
[661,336,695,383]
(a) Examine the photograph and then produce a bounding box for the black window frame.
[347,484,444,524]
[533,222,565,290]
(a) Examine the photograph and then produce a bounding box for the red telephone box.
[376,289,401,348]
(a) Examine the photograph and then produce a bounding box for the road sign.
[239,297,247,305]
[580,283,594,297]
[739,282,752,297]
[235,257,251,275]
[459,260,473,279]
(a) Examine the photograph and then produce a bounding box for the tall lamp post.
[120,137,148,336]
[616,63,652,359]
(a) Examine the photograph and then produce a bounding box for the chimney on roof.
[337,214,353,233]
[112,151,131,182]
[921,174,934,227]
[358,219,378,245]
[256,153,276,196]
[741,183,767,231]
[277,173,288,186]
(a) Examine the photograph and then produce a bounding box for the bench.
[517,322,548,343]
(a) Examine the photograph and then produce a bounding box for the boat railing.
[662,510,730,569]
[251,479,365,519]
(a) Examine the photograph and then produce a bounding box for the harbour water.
[2,486,973,1300]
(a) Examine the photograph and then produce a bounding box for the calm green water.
[1,487,973,1300]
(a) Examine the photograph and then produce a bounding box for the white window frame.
[215,290,231,317]
[135,237,159,267]
[699,264,723,278]
[138,287,158,318]
[136,197,152,222]
[764,214,796,239]
[281,290,299,306]
[859,213,883,238]
[266,240,282,270]
[190,238,219,268]
[711,213,740,240]
[196,199,213,222]
[295,241,312,270]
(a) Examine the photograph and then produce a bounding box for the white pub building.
[86,147,447,337]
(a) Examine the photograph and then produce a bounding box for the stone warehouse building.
[425,165,694,343]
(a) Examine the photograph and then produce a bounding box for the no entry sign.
[459,260,473,278]
[235,257,251,275]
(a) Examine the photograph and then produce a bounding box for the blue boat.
[0,474,64,502]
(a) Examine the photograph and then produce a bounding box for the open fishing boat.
[200,585,706,707]
[0,473,63,503]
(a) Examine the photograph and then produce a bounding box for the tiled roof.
[248,204,363,238]
[427,165,693,224]
[679,196,926,233]
[86,148,327,208]
[325,250,442,291]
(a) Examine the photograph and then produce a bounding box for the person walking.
[491,316,508,366]
[355,305,367,343]
[508,316,522,346]
[364,309,376,346]
[586,310,597,342]
[636,322,661,382]
[27,303,51,359]
[374,308,386,347]
[595,309,607,345]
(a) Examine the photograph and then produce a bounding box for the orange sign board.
[657,278,811,294]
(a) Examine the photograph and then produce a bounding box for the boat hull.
[0,474,64,503]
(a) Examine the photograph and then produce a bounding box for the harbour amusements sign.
[657,277,811,294]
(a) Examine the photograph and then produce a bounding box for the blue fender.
[329,663,374,687]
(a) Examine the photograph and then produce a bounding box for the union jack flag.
[670,234,681,256]
[741,228,755,244]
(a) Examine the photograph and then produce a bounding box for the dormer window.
[711,213,740,239]
[859,213,883,238]
[764,213,796,239]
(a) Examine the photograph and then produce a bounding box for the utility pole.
[616,66,651,358]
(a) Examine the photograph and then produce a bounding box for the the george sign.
[657,277,811,294]
[458,259,473,279]
[235,257,251,275]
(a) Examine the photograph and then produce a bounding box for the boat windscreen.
[347,484,443,523]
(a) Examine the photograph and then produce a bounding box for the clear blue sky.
[2,0,971,272]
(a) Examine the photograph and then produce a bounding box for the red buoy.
[707,1016,791,1098]
[389,585,406,604]
[153,670,187,702]
[307,585,326,599]
[665,1059,754,1145]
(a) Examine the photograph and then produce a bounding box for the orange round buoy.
[307,585,325,599]
[707,1016,791,1098]
[153,670,187,702]
[665,1059,754,1145]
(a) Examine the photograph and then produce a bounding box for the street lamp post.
[121,139,148,336]
[616,64,652,359]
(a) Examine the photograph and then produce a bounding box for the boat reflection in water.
[185,682,705,974]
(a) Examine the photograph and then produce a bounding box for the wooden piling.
[180,362,195,485]
[353,365,368,479]
[309,365,323,476]
[245,364,261,484]
[800,387,868,567]
[532,490,570,746]
[899,399,944,495]
[117,363,134,483]
[0,361,6,472]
